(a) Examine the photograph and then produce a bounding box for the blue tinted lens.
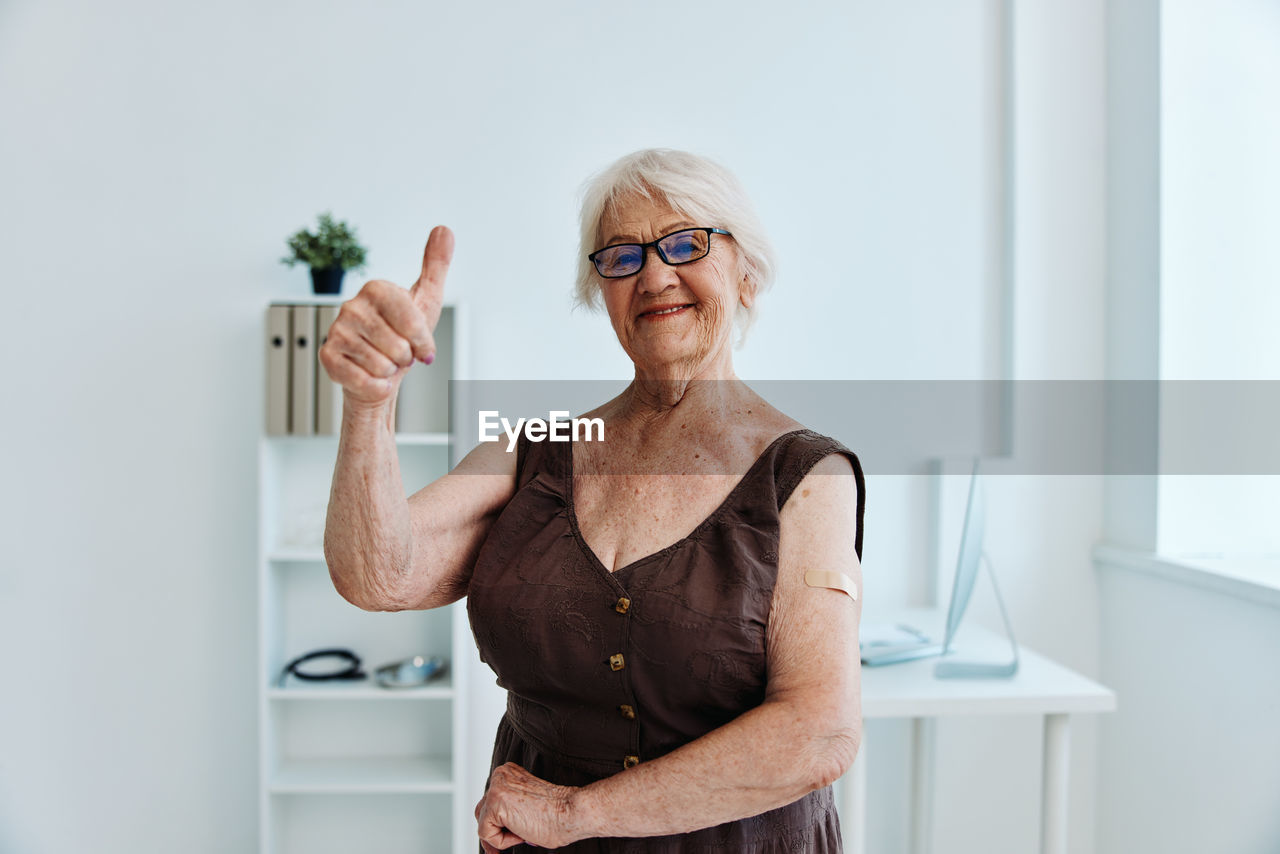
[659,229,709,264]
[596,244,644,277]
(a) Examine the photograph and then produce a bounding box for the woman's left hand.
[475,762,584,851]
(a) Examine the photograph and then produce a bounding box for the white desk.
[840,607,1117,854]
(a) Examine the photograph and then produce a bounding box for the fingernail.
[421,353,435,365]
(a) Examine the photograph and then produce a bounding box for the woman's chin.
[624,321,729,376]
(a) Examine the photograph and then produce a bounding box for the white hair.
[574,148,777,347]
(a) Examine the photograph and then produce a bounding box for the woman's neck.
[619,353,752,429]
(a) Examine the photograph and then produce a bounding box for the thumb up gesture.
[318,226,453,413]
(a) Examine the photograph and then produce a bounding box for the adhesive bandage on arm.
[804,569,859,601]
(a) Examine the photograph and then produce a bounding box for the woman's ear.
[739,273,757,310]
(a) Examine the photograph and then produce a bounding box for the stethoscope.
[277,648,448,689]
[276,648,365,688]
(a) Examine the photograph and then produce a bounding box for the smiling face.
[595,192,752,380]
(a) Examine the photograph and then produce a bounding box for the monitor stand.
[934,551,1020,679]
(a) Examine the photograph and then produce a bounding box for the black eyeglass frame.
[588,227,733,279]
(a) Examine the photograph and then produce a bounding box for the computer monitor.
[861,456,1020,679]
[939,456,985,655]
[932,453,1018,676]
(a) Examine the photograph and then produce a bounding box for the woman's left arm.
[476,453,862,850]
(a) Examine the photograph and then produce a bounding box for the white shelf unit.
[258,302,474,854]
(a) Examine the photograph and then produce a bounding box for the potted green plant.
[281,212,369,294]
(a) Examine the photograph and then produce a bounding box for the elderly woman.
[320,148,866,852]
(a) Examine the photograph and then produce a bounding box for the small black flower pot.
[310,266,345,295]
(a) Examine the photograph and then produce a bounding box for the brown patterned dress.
[466,428,866,852]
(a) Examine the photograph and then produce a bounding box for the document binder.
[395,305,453,434]
[315,304,341,435]
[290,304,317,436]
[266,304,291,435]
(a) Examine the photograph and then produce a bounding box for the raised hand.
[318,225,454,412]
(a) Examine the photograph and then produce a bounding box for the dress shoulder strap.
[771,430,867,560]
[513,432,570,491]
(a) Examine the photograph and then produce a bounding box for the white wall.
[1094,3,1280,852]
[1095,558,1280,854]
[0,1,1109,852]
[923,3,1108,853]
[1160,0,1280,384]
[1157,0,1280,557]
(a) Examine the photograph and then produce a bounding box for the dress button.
[619,704,636,720]
[609,653,625,671]
[624,755,640,769]
[615,597,631,614]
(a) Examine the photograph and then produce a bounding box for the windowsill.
[1092,544,1280,608]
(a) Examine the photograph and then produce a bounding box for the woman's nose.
[636,245,679,293]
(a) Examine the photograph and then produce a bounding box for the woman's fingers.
[328,326,402,380]
[410,225,454,328]
[477,796,528,851]
[316,224,455,409]
[321,349,399,402]
[345,286,434,366]
[478,821,526,851]
[474,763,576,849]
[370,278,437,364]
[352,278,436,364]
[318,276,439,407]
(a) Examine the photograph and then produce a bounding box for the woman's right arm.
[319,226,515,611]
[325,405,515,611]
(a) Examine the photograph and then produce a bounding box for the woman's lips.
[638,304,694,321]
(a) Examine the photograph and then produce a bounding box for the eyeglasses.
[589,227,733,279]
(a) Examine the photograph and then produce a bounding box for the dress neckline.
[563,428,811,581]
